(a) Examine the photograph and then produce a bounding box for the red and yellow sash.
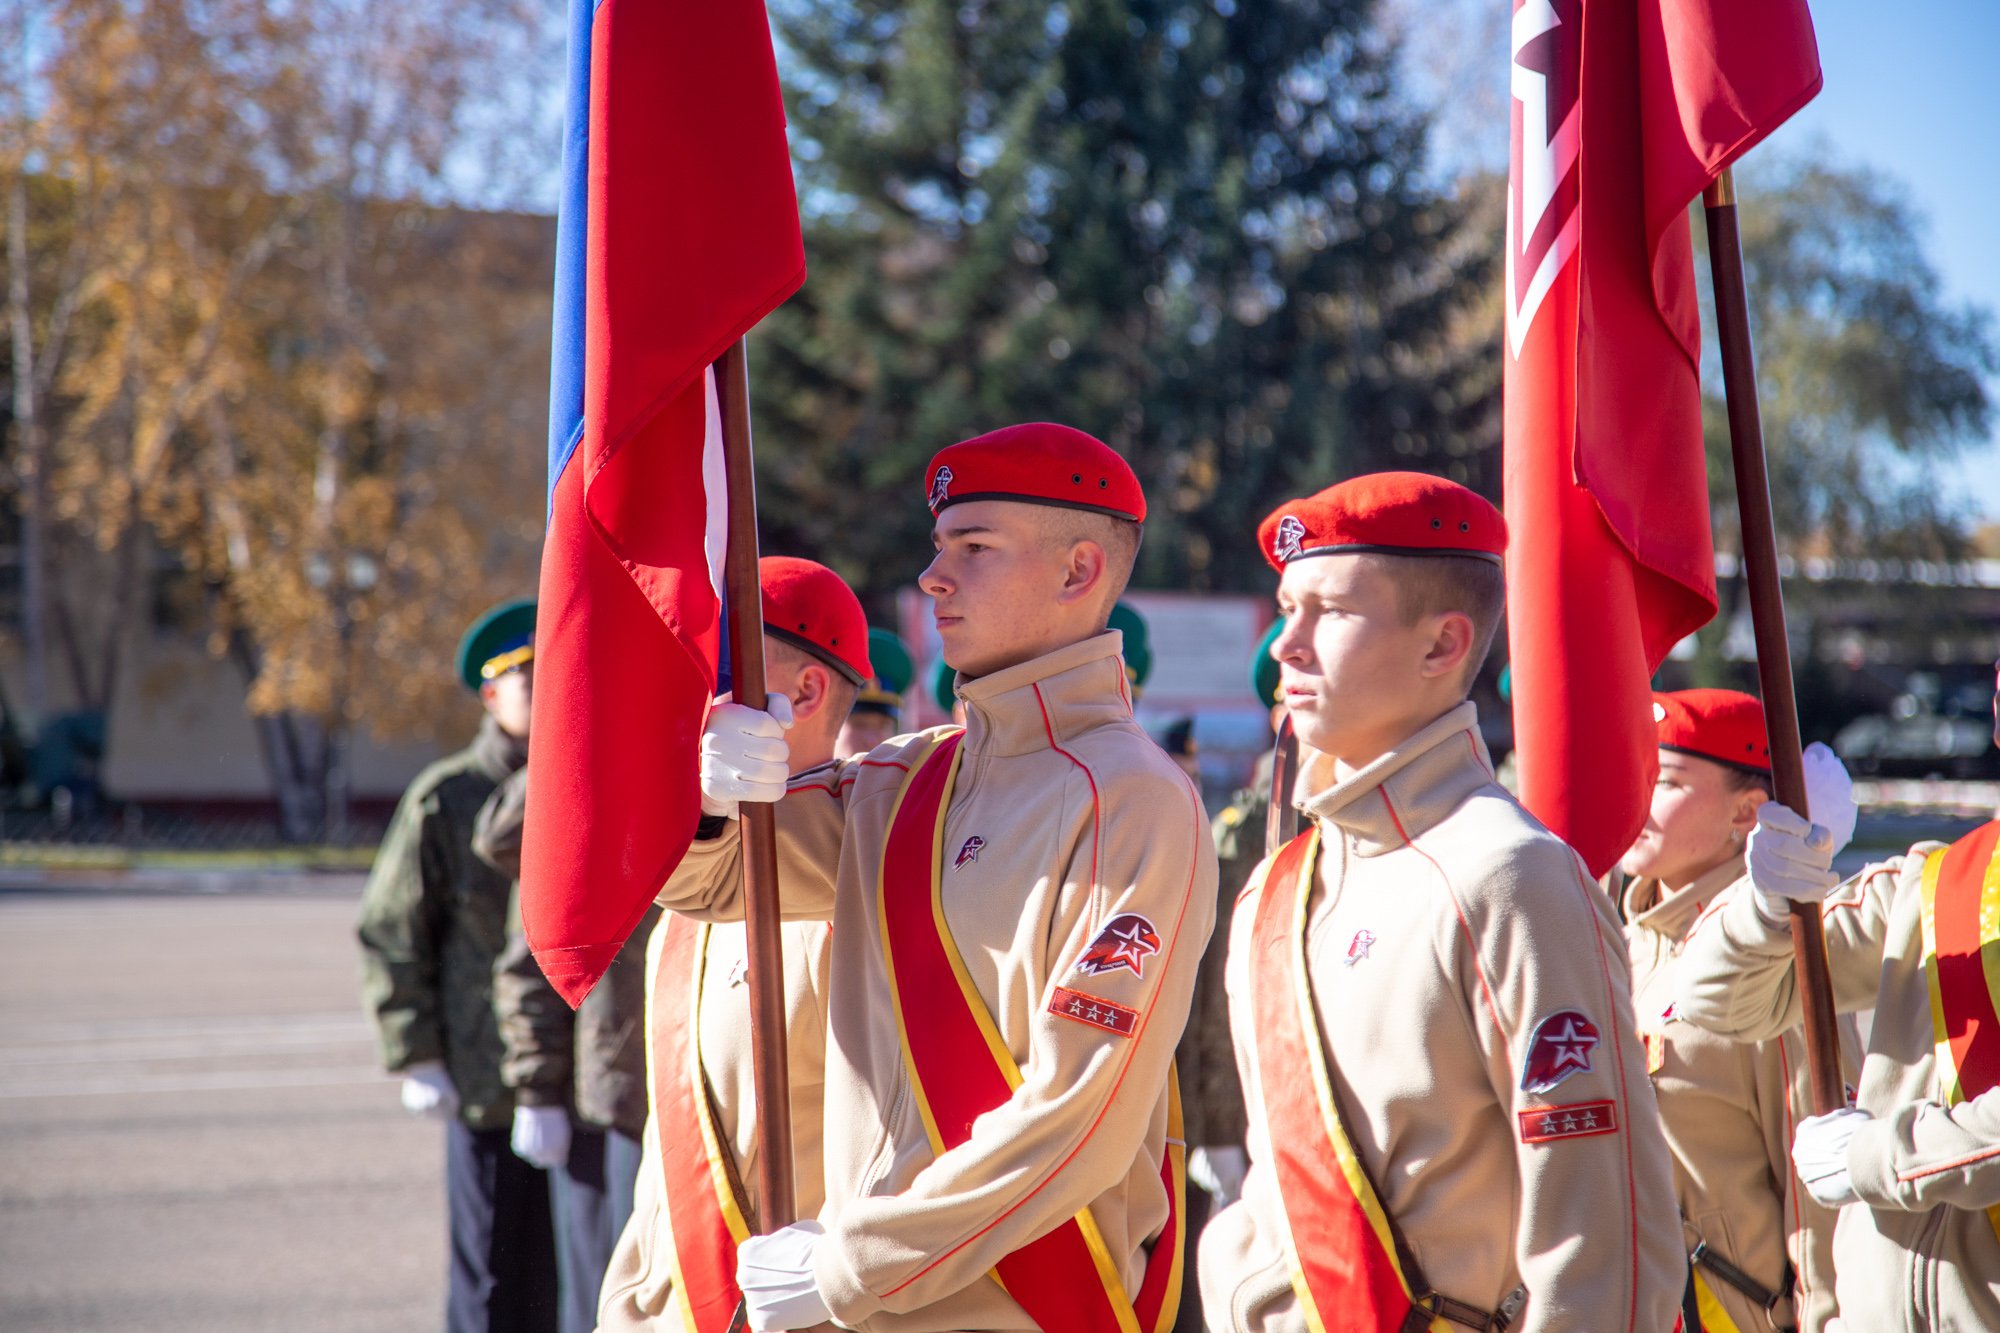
[878,731,1184,1333]
[1918,818,2000,1244]
[649,914,754,1333]
[1252,827,1451,1333]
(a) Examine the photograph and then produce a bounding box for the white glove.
[1793,1108,1871,1207]
[399,1061,460,1120]
[1747,802,1838,905]
[510,1104,572,1170]
[736,1220,831,1331]
[699,697,794,820]
[1802,741,1858,858]
[1188,1145,1249,1207]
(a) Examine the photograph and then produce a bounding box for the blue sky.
[1777,0,2000,524]
[1404,0,2000,522]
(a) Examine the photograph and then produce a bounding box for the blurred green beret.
[1109,600,1152,695]
[1250,619,1283,705]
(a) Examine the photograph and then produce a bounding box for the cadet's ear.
[1731,784,1768,837]
[789,662,832,724]
[1055,538,1110,608]
[1418,610,1476,685]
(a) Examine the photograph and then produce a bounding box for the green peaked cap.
[455,598,537,692]
[855,629,914,715]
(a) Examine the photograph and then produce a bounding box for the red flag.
[1502,0,1819,876]
[523,0,805,1004]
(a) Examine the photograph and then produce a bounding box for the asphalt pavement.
[0,881,444,1332]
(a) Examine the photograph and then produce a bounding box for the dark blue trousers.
[445,1122,559,1333]
[548,1127,644,1333]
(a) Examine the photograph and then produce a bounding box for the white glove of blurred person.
[1188,1145,1249,1208]
[1793,1108,1871,1207]
[700,697,794,820]
[737,1220,831,1331]
[510,1104,572,1170]
[1747,802,1839,906]
[399,1061,460,1120]
[1802,741,1858,859]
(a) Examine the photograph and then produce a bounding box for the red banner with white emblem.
[1502,0,1820,876]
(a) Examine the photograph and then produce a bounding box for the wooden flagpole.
[1701,169,1846,1117]
[1264,715,1301,858]
[713,336,799,1230]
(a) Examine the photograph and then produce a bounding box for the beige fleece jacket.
[1675,839,2000,1332]
[656,631,1217,1333]
[597,913,832,1331]
[1625,863,1860,1333]
[1199,704,1683,1333]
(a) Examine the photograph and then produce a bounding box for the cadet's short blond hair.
[1034,508,1142,625]
[1363,552,1506,695]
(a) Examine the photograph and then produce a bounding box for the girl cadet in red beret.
[1621,689,1860,1333]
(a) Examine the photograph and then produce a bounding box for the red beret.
[760,556,872,686]
[1258,472,1506,571]
[924,423,1145,523]
[1653,688,1771,775]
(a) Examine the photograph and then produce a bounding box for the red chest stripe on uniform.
[877,731,1183,1333]
[1518,1099,1619,1144]
[650,915,750,1333]
[1918,819,2000,1246]
[1926,820,2000,1100]
[1250,828,1447,1333]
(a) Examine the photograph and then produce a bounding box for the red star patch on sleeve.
[1048,986,1140,1038]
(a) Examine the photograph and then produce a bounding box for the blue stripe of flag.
[545,0,603,512]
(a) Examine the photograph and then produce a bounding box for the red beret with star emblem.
[1257,472,1507,571]
[760,556,873,686]
[1652,688,1771,775]
[924,423,1145,523]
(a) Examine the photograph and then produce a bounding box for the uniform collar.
[1624,856,1745,944]
[957,630,1133,757]
[471,715,530,781]
[1296,701,1495,857]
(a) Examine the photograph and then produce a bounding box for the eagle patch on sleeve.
[1074,913,1161,979]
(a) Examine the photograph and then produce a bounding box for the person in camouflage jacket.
[357,599,557,1333]
[476,764,653,1333]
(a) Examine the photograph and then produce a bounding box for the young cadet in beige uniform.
[1675,659,2000,1332]
[597,557,854,1332]
[1621,690,1861,1333]
[669,423,1216,1333]
[1199,473,1682,1333]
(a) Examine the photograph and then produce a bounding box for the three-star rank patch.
[1049,986,1140,1038]
[1518,1099,1618,1145]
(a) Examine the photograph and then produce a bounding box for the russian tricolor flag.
[522,0,805,1005]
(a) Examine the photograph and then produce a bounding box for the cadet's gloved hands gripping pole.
[1744,741,1872,1206]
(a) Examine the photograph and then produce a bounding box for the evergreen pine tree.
[752,0,1497,594]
